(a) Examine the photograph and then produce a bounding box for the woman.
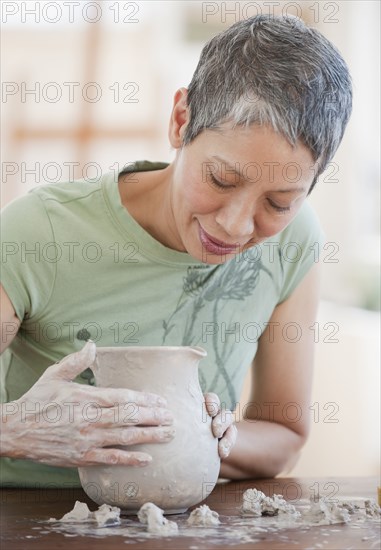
[0,15,352,486]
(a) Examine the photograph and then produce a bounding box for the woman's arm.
[0,341,175,466]
[219,260,322,479]
[0,288,176,467]
[0,284,21,353]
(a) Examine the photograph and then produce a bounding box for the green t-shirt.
[0,160,325,487]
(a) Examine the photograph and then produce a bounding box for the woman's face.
[169,123,316,265]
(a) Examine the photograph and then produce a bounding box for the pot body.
[78,346,220,514]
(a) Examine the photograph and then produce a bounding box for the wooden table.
[1,477,379,549]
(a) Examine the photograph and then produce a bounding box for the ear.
[168,87,190,149]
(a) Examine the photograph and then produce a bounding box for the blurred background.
[1,1,380,477]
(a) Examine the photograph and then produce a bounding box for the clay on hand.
[204,392,237,459]
[0,341,175,468]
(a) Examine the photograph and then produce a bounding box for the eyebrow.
[273,188,307,194]
[210,155,307,194]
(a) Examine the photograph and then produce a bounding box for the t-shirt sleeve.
[277,201,326,304]
[0,191,56,321]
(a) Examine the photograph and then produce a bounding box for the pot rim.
[95,345,207,357]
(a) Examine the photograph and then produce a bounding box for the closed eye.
[267,199,291,213]
[208,173,235,191]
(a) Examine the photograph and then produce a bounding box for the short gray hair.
[183,15,353,192]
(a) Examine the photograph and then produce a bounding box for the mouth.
[198,224,241,256]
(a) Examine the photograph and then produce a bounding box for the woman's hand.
[0,341,175,468]
[204,392,237,459]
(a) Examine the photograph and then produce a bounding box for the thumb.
[44,340,96,382]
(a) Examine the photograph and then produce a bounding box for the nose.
[215,198,255,241]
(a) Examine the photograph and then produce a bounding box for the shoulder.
[1,173,110,235]
[2,174,105,213]
[1,189,51,242]
[266,200,325,304]
[28,174,104,205]
[278,200,325,247]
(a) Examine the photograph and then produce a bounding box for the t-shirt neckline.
[102,161,216,268]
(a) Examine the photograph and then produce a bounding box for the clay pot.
[78,346,220,514]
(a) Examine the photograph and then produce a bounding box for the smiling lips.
[199,225,241,255]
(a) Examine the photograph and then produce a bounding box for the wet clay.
[301,499,351,524]
[241,489,300,518]
[45,495,381,544]
[365,499,381,517]
[78,346,220,513]
[50,500,121,527]
[187,504,220,526]
[137,502,178,534]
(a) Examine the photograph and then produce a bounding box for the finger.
[218,424,238,459]
[204,392,220,418]
[82,448,152,467]
[83,385,168,409]
[93,426,176,447]
[43,341,96,381]
[95,404,174,427]
[212,409,234,438]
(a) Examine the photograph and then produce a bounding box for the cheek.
[181,180,217,215]
[255,211,294,238]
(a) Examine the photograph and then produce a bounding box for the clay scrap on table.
[301,499,350,524]
[49,500,121,527]
[302,498,381,524]
[187,504,220,526]
[46,493,380,539]
[365,499,381,517]
[241,488,381,526]
[241,488,300,518]
[137,502,178,535]
[337,500,362,515]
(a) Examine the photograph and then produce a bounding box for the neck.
[118,163,184,251]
